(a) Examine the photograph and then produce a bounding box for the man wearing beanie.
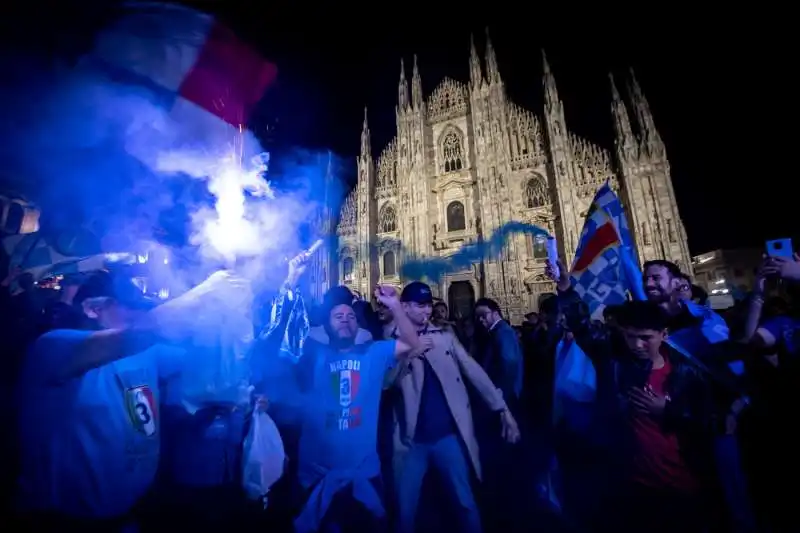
[389,281,521,533]
[291,283,422,533]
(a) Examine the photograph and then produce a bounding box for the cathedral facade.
[326,34,691,323]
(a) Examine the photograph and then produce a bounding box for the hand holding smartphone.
[766,238,794,259]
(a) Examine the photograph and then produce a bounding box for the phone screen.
[766,238,794,258]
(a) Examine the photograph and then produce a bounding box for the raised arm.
[44,271,250,383]
[547,259,614,361]
[373,285,421,358]
[33,326,158,384]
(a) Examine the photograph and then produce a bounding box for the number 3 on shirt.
[126,385,158,437]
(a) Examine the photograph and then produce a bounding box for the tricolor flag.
[570,183,643,319]
[83,2,277,170]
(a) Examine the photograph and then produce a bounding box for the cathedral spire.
[398,58,409,110]
[610,72,621,102]
[484,28,500,83]
[542,49,560,111]
[609,73,635,160]
[626,67,663,153]
[360,106,371,160]
[469,34,484,87]
[411,54,423,110]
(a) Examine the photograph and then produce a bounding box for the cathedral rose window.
[447,201,466,232]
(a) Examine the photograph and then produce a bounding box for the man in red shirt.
[610,300,723,533]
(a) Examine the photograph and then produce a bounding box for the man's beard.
[646,289,670,304]
[335,326,356,339]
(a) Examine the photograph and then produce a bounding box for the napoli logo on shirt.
[329,359,361,407]
[125,385,158,437]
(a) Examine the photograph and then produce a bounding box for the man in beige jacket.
[389,281,520,533]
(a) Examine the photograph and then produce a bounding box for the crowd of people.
[1,250,799,533]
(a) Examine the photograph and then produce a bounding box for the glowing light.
[137,253,149,264]
[190,152,276,263]
[158,288,170,299]
[106,253,134,263]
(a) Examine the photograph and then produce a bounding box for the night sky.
[1,2,791,255]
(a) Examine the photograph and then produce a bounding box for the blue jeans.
[395,434,482,533]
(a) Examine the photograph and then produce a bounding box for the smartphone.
[766,238,794,259]
[546,237,560,279]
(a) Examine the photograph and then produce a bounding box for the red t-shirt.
[630,357,699,493]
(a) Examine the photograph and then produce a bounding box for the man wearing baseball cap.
[389,281,521,533]
[15,268,246,531]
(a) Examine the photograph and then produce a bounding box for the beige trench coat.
[388,324,506,480]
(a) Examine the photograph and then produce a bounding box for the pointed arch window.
[531,234,548,259]
[378,204,397,233]
[442,132,463,173]
[383,251,396,277]
[342,257,354,282]
[524,177,548,208]
[446,201,466,232]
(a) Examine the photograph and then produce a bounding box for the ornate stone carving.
[427,78,469,123]
[337,192,356,236]
[328,50,693,309]
[523,174,550,209]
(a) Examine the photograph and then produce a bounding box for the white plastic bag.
[242,410,286,507]
[554,339,596,403]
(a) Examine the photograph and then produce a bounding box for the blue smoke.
[400,221,551,280]
[0,28,347,294]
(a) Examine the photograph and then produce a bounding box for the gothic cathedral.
[329,33,691,323]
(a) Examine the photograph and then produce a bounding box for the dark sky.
[2,2,792,255]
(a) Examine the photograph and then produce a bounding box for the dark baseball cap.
[401,281,433,304]
[74,270,159,310]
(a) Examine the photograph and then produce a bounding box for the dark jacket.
[479,320,523,413]
[555,288,738,486]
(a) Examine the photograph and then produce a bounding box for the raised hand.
[374,284,402,310]
[545,258,571,292]
[286,240,323,287]
[762,253,800,282]
[413,335,434,357]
